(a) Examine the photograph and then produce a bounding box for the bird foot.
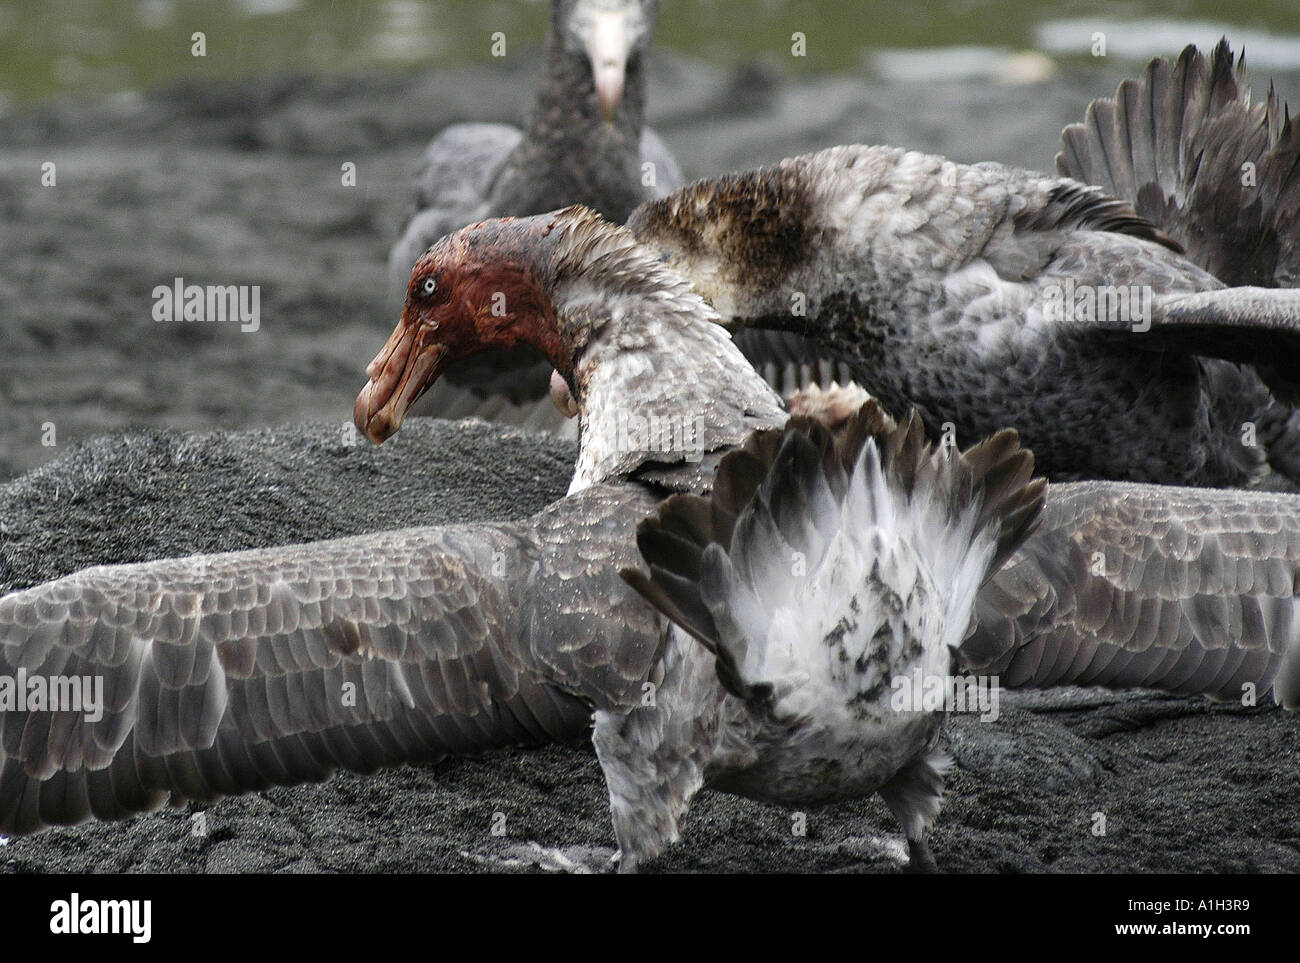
[904,837,940,873]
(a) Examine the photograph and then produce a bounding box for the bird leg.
[878,747,952,873]
[591,630,727,872]
[904,837,940,874]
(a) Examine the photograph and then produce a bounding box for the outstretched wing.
[965,480,1300,708]
[0,485,662,835]
[1057,39,1300,289]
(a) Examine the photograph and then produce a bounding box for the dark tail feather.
[621,403,1046,698]
[1058,38,1300,288]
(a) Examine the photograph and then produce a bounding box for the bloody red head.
[354,214,569,443]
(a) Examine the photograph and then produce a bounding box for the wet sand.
[1,52,1298,871]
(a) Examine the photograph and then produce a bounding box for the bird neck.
[491,45,648,222]
[466,209,786,492]
[544,208,721,374]
[557,263,786,493]
[537,40,646,140]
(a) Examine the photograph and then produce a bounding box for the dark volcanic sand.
[1,53,1298,872]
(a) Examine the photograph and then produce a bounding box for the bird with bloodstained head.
[356,215,572,444]
[356,204,788,495]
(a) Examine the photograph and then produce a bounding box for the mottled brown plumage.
[627,165,819,293]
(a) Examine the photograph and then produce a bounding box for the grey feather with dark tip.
[966,480,1300,709]
[0,484,664,836]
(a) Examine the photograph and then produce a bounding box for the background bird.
[387,0,682,432]
[389,0,681,288]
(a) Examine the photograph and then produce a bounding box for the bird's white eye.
[421,277,437,296]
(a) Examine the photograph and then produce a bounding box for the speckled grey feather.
[0,481,673,836]
[628,132,1300,488]
[968,479,1300,710]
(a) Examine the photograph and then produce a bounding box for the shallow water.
[3,0,1299,107]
